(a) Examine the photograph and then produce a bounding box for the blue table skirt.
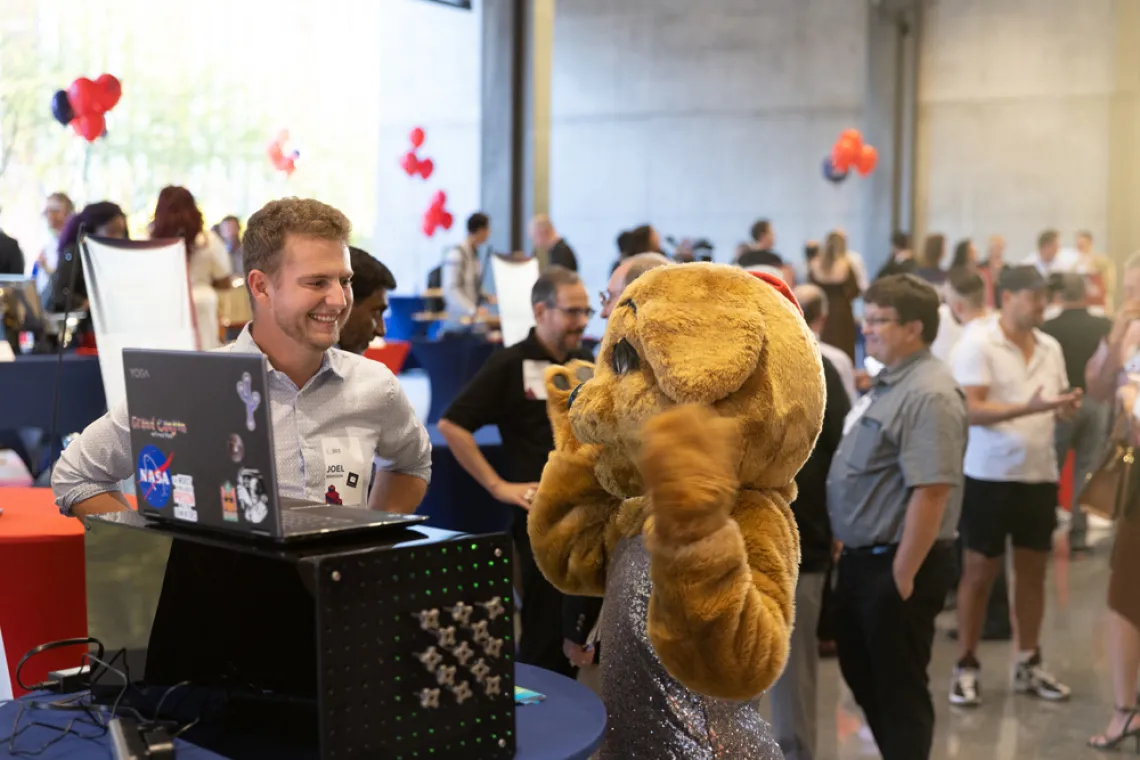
[0,354,106,433]
[419,424,513,535]
[0,354,107,475]
[0,664,605,760]
[412,335,499,423]
[384,295,426,342]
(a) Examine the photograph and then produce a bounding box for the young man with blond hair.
[54,197,432,518]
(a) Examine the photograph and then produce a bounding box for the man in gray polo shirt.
[827,274,967,760]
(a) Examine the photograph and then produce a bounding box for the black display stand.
[86,512,517,760]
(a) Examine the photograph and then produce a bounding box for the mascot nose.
[568,382,584,409]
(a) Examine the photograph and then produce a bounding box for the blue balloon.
[51,90,74,127]
[822,156,848,184]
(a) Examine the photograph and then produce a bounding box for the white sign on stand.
[489,256,540,348]
[82,237,198,411]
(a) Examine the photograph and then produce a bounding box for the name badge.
[321,436,366,507]
[523,360,552,401]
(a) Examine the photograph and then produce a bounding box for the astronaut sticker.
[235,467,269,524]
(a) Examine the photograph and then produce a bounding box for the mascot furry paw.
[529,263,824,759]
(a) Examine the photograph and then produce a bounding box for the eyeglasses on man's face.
[554,305,595,320]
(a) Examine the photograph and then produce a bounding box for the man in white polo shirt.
[949,265,1082,707]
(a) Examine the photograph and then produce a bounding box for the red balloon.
[840,128,863,148]
[830,147,849,173]
[441,212,454,231]
[832,137,859,170]
[421,215,436,237]
[68,78,101,116]
[417,158,434,180]
[72,112,106,142]
[431,190,447,207]
[410,127,425,148]
[400,151,419,176]
[95,74,122,112]
[856,145,879,176]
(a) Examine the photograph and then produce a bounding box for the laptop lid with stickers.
[123,349,284,539]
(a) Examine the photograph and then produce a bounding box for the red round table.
[0,488,88,696]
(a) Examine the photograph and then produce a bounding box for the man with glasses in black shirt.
[439,266,596,676]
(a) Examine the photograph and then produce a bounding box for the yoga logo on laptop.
[236,372,262,432]
[137,445,174,508]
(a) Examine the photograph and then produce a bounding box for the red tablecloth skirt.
[0,488,88,696]
[364,340,411,374]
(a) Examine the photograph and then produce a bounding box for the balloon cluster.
[51,75,122,142]
[400,126,452,238]
[267,130,300,176]
[400,127,434,180]
[422,190,454,237]
[822,129,878,184]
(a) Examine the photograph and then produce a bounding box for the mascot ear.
[636,271,767,404]
[746,270,802,315]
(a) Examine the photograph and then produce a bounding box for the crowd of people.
[5,186,1135,758]
[436,215,1139,760]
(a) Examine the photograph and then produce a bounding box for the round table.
[0,487,88,696]
[0,664,606,759]
[515,663,606,759]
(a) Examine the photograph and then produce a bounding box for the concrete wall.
[549,0,870,309]
[374,0,483,294]
[915,0,1117,261]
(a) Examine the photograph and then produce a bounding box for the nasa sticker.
[171,473,198,523]
[137,445,174,508]
[235,467,269,524]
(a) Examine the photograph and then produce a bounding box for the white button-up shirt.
[952,319,1068,483]
[52,325,432,514]
[1021,248,1079,277]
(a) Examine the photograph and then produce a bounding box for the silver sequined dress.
[598,534,783,759]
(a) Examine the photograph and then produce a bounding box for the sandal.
[1089,706,1140,752]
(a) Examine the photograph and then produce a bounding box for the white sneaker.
[1012,653,1070,701]
[950,665,982,707]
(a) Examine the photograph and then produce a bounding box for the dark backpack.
[425,265,445,313]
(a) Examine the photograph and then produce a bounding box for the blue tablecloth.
[0,355,106,433]
[412,335,499,423]
[386,296,446,370]
[419,424,513,535]
[0,355,107,475]
[0,664,605,759]
[384,295,425,341]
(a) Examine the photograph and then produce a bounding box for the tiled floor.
[774,524,1128,759]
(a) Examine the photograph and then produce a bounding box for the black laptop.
[122,349,427,542]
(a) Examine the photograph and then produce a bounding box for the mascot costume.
[529,263,825,758]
